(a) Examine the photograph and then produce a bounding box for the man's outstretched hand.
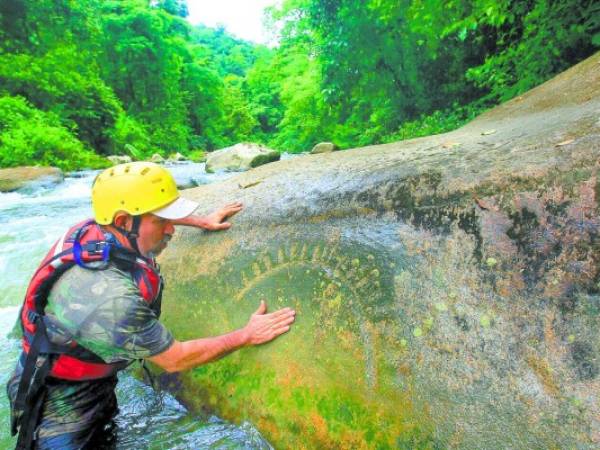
[173,202,243,230]
[243,301,296,346]
[202,201,243,230]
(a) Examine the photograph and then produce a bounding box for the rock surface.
[167,152,187,163]
[0,166,63,192]
[107,155,132,165]
[205,143,280,173]
[310,142,338,154]
[150,153,165,163]
[158,53,600,449]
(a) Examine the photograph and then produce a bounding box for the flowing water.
[0,161,286,449]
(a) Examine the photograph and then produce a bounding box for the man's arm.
[149,301,295,373]
[172,202,243,231]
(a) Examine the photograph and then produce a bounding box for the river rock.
[107,155,132,165]
[158,54,600,449]
[150,153,165,163]
[167,152,187,163]
[205,143,280,173]
[0,166,63,192]
[310,142,338,154]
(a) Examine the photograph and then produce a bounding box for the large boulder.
[0,166,63,192]
[310,142,338,154]
[205,143,280,173]
[157,54,600,449]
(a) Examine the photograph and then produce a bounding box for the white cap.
[152,196,198,220]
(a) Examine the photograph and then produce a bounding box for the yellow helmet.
[92,162,197,225]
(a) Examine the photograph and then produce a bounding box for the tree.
[153,0,189,18]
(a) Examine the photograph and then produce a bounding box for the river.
[0,162,277,449]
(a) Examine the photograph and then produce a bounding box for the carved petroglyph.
[235,242,385,389]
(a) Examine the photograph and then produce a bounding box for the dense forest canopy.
[0,0,598,170]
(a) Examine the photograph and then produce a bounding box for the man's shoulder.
[50,263,137,302]
[46,263,146,331]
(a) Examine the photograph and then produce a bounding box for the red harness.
[12,219,164,448]
[20,219,163,381]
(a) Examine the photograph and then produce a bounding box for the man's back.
[8,263,172,447]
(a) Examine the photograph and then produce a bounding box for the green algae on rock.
[156,53,600,449]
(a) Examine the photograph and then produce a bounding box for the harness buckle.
[26,311,40,324]
[89,241,108,254]
[75,240,111,268]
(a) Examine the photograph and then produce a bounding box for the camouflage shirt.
[8,263,174,439]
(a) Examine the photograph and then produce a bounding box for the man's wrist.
[192,215,213,230]
[171,215,210,229]
[233,327,251,348]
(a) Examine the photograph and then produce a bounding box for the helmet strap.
[112,215,142,255]
[128,215,142,254]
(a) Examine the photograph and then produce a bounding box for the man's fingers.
[254,300,267,315]
[223,205,242,218]
[272,325,291,336]
[266,310,295,323]
[225,202,243,210]
[268,307,294,318]
[245,301,295,344]
[267,310,295,323]
[279,312,296,323]
[213,222,232,230]
[267,314,295,331]
[211,203,242,227]
[278,315,295,326]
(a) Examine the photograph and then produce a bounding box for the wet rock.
[107,155,132,165]
[150,153,165,163]
[158,54,600,449]
[0,166,63,192]
[570,341,599,380]
[167,152,187,163]
[205,143,280,173]
[310,142,338,154]
[174,179,197,189]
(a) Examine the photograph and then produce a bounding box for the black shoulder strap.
[14,355,50,449]
[13,316,54,448]
[12,226,141,447]
[109,246,138,270]
[12,314,118,447]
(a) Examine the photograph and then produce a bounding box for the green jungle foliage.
[0,0,597,168]
[0,95,109,170]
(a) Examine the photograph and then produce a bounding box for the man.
[8,162,296,449]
